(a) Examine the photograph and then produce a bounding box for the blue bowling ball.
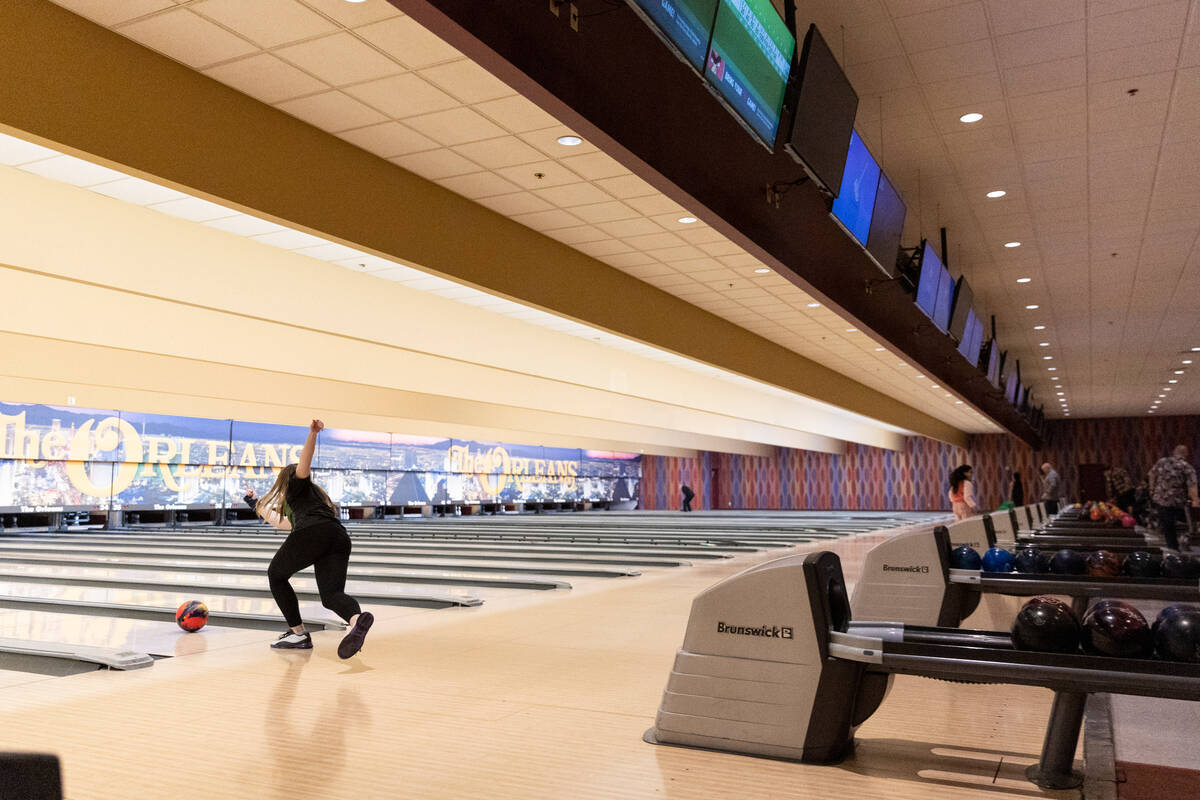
[1050,549,1087,575]
[982,547,1016,573]
[950,545,982,570]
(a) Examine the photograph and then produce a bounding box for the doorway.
[1077,463,1107,503]
[709,467,720,510]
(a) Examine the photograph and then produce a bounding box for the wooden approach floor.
[0,530,1079,800]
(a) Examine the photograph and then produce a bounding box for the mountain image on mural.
[0,402,641,510]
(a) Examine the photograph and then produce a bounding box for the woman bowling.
[948,464,979,521]
[243,419,373,657]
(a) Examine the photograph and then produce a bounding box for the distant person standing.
[1040,462,1061,515]
[1104,466,1135,512]
[1010,471,1025,506]
[948,465,979,521]
[1149,445,1199,551]
[680,485,694,513]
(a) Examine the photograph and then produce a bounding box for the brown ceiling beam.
[0,0,966,447]
[389,0,1040,448]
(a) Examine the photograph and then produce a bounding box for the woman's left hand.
[310,419,324,434]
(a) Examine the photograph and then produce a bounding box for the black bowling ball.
[1049,549,1087,575]
[1013,547,1049,574]
[1012,596,1080,654]
[1153,605,1200,663]
[1162,554,1200,579]
[1123,551,1161,578]
[1082,600,1153,658]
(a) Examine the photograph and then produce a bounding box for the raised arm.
[296,419,323,479]
[243,486,291,532]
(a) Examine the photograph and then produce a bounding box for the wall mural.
[0,403,641,512]
[641,415,1200,512]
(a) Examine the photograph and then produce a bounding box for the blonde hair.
[256,464,337,519]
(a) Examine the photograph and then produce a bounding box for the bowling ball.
[1049,549,1087,575]
[1120,514,1136,528]
[176,600,208,632]
[1153,606,1200,663]
[1089,506,1103,521]
[1162,554,1200,580]
[1123,551,1161,578]
[1011,596,1081,654]
[1082,600,1152,658]
[950,545,982,570]
[1085,550,1122,578]
[1013,547,1049,574]
[982,547,1015,573]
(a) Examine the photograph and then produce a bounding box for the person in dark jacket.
[681,485,695,512]
[1010,471,1025,506]
[244,419,372,658]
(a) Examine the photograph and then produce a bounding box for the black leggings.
[267,521,361,628]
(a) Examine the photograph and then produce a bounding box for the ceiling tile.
[275,91,387,131]
[1087,38,1182,84]
[493,160,583,189]
[473,96,561,133]
[192,0,338,48]
[532,182,615,207]
[1003,55,1086,96]
[344,72,460,117]
[51,0,174,26]
[995,21,1086,69]
[389,148,481,180]
[475,192,555,216]
[337,121,439,158]
[354,15,462,68]
[595,218,667,238]
[202,53,327,104]
[117,8,257,68]
[403,107,508,145]
[450,136,546,169]
[1087,1,1189,53]
[418,59,515,104]
[893,3,990,53]
[436,171,522,199]
[543,225,611,245]
[844,22,905,66]
[275,32,402,86]
[567,201,641,224]
[298,0,400,26]
[592,174,659,199]
[845,56,917,95]
[623,194,686,216]
[985,0,1084,36]
[509,208,586,231]
[919,72,1004,110]
[558,151,630,181]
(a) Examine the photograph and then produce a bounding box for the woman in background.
[244,419,373,658]
[948,464,979,521]
[1010,471,1025,506]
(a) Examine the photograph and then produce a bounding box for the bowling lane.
[0,608,264,657]
[0,562,559,597]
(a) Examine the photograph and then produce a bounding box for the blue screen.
[626,0,719,73]
[832,131,880,245]
[957,310,983,366]
[986,341,1001,386]
[915,242,941,320]
[933,267,954,333]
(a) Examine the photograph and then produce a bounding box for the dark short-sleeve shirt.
[284,475,340,532]
[1151,456,1198,507]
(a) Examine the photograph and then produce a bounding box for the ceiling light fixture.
[960,112,983,123]
[1017,277,1031,283]
[754,267,770,274]
[556,135,583,146]
[1169,379,1179,384]
[931,385,940,389]
[1004,241,1022,248]
[678,216,698,224]
[874,347,884,351]
[1034,325,1046,330]
[987,190,1006,198]
[846,328,857,333]
[1039,342,1050,347]
[1042,356,1053,360]
[1174,369,1185,374]
[1184,360,1194,365]
[1047,367,1057,371]
[1026,304,1039,310]
[807,302,820,308]
[1192,347,1200,351]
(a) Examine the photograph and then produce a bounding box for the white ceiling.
[45,0,1055,433]
[796,0,1200,421]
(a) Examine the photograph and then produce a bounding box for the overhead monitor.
[704,0,796,148]
[956,310,983,366]
[624,0,719,74]
[933,264,954,333]
[1017,384,1029,410]
[985,339,1001,387]
[1004,368,1019,405]
[831,131,881,245]
[865,173,907,277]
[783,24,859,196]
[914,240,942,322]
[948,277,974,342]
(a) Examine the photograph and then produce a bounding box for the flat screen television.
[1004,368,1019,405]
[956,310,983,366]
[985,339,1001,387]
[783,24,858,196]
[705,0,795,148]
[624,0,719,74]
[865,172,906,277]
[948,277,974,342]
[915,240,942,322]
[831,131,880,245]
[1017,384,1029,410]
[933,265,954,333]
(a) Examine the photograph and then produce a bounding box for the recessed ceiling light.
[987,190,1006,198]
[944,393,952,398]
[955,400,963,404]
[1192,347,1200,351]
[1039,342,1050,347]
[915,374,924,379]
[1169,379,1179,384]
[754,267,770,274]
[931,385,940,389]
[1051,376,1060,380]
[678,216,698,224]
[1004,241,1022,248]
[1184,360,1194,364]
[807,302,821,308]
[1056,392,1065,396]
[1042,355,1053,360]
[874,347,884,351]
[1047,367,1057,371]
[1016,277,1031,283]
[960,112,983,123]
[846,328,857,333]
[1034,325,1046,330]
[1026,304,1039,310]
[1165,387,1172,391]
[1174,369,1185,374]
[557,135,583,146]
[1159,394,1167,398]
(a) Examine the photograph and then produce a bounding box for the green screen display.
[705,0,795,146]
[627,0,719,73]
